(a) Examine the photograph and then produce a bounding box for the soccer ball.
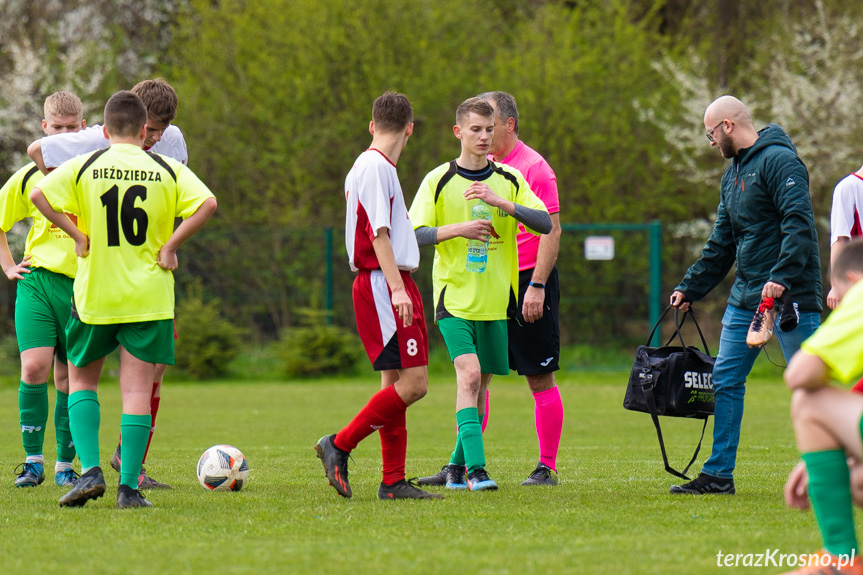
[196,445,249,492]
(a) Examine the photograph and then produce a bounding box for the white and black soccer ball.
[196,444,249,492]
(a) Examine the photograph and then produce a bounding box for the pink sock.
[534,386,563,472]
[481,388,490,432]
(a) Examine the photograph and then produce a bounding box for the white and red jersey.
[345,148,419,272]
[831,172,863,245]
[41,124,189,168]
[491,140,559,271]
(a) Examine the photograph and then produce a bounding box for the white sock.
[55,461,72,472]
[25,455,44,464]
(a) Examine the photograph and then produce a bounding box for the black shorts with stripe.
[508,266,560,375]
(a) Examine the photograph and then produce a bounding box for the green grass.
[0,370,836,574]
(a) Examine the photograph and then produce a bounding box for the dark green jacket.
[676,124,822,313]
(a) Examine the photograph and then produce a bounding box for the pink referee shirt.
[492,141,559,271]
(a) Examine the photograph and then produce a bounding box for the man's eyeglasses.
[706,120,730,143]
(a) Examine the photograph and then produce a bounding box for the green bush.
[174,285,245,379]
[275,309,364,378]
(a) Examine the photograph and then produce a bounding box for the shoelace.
[405,478,423,490]
[59,469,80,481]
[470,469,490,482]
[750,298,776,332]
[13,462,40,477]
[530,466,550,480]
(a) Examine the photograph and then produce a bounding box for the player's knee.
[458,371,482,396]
[789,388,816,425]
[405,384,428,405]
[527,373,555,393]
[21,360,52,384]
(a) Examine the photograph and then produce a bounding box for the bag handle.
[645,306,674,346]
[672,307,712,357]
[637,358,707,480]
[645,305,712,357]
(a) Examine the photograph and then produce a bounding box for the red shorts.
[353,270,428,371]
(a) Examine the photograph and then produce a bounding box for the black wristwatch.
[528,281,545,289]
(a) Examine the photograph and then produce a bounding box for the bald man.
[668,95,822,495]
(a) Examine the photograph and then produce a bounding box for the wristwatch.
[528,281,545,289]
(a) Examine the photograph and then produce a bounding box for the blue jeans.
[701,304,820,479]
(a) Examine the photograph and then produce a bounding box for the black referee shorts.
[508,266,560,375]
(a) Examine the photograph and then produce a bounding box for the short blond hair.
[455,97,494,127]
[44,91,83,120]
[131,78,178,124]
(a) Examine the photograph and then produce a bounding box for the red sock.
[142,383,160,464]
[380,409,407,485]
[335,385,406,453]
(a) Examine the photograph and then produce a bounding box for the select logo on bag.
[683,371,713,390]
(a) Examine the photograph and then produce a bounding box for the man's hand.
[75,236,90,258]
[762,281,786,300]
[670,290,690,312]
[391,287,413,327]
[4,255,32,281]
[463,181,503,208]
[158,247,178,270]
[522,286,544,323]
[827,287,841,310]
[784,461,810,510]
[459,220,499,241]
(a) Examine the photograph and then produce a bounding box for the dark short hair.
[477,91,519,135]
[372,91,413,134]
[131,78,178,124]
[104,91,147,138]
[833,238,863,280]
[456,97,494,126]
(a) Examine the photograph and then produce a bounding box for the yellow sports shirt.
[37,144,214,324]
[801,280,863,384]
[0,163,78,278]
[409,160,547,321]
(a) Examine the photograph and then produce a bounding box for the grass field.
[0,368,836,574]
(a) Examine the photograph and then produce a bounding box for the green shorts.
[15,267,74,364]
[438,318,509,375]
[65,316,175,367]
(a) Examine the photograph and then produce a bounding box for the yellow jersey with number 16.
[36,143,214,324]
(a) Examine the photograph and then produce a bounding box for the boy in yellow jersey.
[408,97,551,491]
[779,239,863,575]
[31,91,217,509]
[29,78,187,490]
[1,91,86,488]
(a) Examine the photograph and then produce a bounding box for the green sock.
[68,390,100,471]
[456,407,485,473]
[449,434,465,467]
[19,381,48,457]
[54,390,76,463]
[802,450,858,557]
[119,414,151,489]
